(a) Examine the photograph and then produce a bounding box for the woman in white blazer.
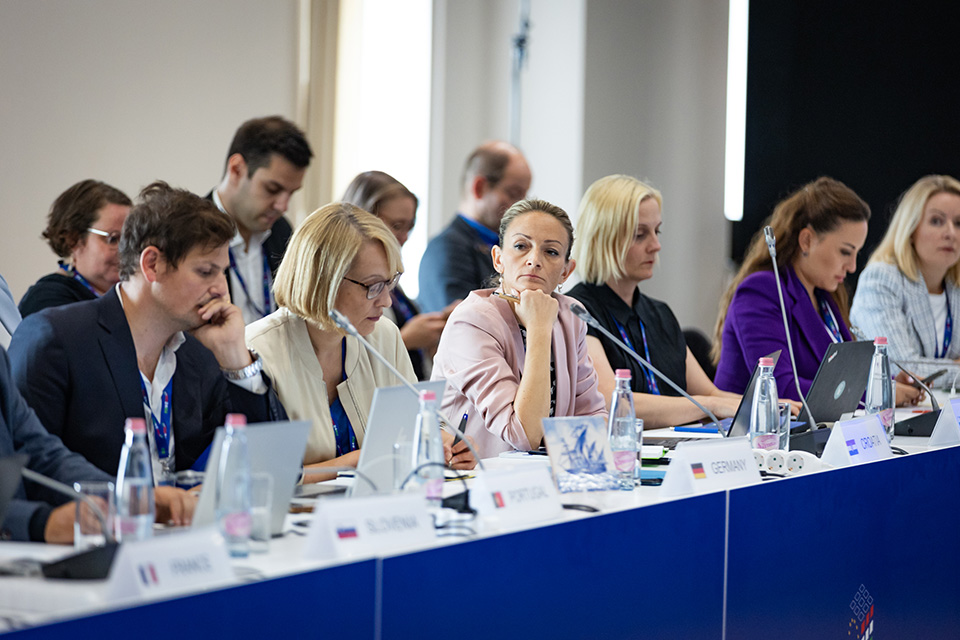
[851,175,960,382]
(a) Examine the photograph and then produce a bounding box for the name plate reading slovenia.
[820,415,893,468]
[660,437,760,498]
[928,397,960,448]
[303,493,434,562]
[107,528,235,602]
[470,466,563,528]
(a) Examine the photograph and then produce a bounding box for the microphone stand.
[569,304,725,435]
[22,467,114,543]
[329,310,485,471]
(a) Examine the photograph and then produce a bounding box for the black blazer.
[0,347,111,541]
[8,289,285,476]
[203,190,293,301]
[417,215,497,313]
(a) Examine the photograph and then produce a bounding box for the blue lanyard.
[938,292,953,358]
[139,376,173,459]
[391,288,416,324]
[610,314,660,395]
[228,246,272,318]
[329,340,358,457]
[58,262,100,297]
[818,296,843,344]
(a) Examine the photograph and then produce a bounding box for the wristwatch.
[221,348,264,381]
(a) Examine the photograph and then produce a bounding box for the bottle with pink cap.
[411,390,444,507]
[115,417,155,542]
[864,337,894,442]
[749,357,780,450]
[608,369,637,490]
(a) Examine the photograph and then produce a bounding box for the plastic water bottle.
[411,390,444,508]
[749,357,780,451]
[608,369,637,491]
[864,337,894,442]
[216,413,252,558]
[115,417,155,542]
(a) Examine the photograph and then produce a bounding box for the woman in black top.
[568,174,741,428]
[19,180,131,317]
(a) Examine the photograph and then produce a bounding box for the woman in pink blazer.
[432,199,607,458]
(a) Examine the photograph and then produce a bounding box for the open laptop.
[348,380,447,498]
[798,340,875,426]
[192,420,310,536]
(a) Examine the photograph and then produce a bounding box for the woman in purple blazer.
[713,177,872,402]
[432,199,607,458]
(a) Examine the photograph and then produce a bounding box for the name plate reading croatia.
[470,466,563,528]
[303,493,434,561]
[107,528,235,602]
[820,415,893,468]
[660,437,760,498]
[928,397,960,447]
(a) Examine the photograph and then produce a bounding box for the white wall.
[430,0,730,332]
[0,0,299,299]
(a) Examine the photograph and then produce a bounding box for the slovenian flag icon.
[846,439,859,456]
[691,462,707,479]
[337,527,358,539]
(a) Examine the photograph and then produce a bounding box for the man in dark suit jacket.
[10,182,285,488]
[418,141,532,312]
[208,116,313,324]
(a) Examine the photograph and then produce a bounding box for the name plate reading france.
[928,397,960,447]
[107,528,235,602]
[821,415,893,468]
[660,437,760,498]
[303,493,434,561]
[470,466,563,528]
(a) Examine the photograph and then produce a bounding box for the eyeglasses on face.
[87,227,121,246]
[342,272,401,299]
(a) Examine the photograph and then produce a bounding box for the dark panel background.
[734,0,960,290]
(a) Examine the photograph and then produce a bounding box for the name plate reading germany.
[660,437,760,498]
[928,397,960,448]
[303,493,434,561]
[821,415,893,468]
[107,528,235,602]
[470,466,563,528]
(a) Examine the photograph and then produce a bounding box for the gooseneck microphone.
[22,467,114,543]
[764,226,817,427]
[569,303,724,434]
[329,309,485,470]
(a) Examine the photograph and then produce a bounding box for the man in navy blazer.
[10,182,285,485]
[418,141,532,312]
[207,116,312,324]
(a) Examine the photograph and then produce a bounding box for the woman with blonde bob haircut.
[851,175,960,379]
[246,203,475,477]
[568,174,741,428]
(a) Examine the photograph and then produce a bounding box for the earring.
[802,251,809,257]
[557,283,563,292]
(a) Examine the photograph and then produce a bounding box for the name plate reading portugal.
[106,527,235,602]
[928,398,960,447]
[660,437,760,498]
[303,493,434,561]
[821,415,893,468]
[470,466,563,528]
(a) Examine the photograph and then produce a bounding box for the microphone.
[569,303,724,434]
[329,309,485,470]
[763,225,817,428]
[22,467,114,543]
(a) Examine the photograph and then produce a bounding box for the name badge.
[929,398,960,447]
[106,528,235,602]
[820,415,893,468]
[470,466,563,529]
[660,437,761,498]
[303,493,434,561]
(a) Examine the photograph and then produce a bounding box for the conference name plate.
[821,415,893,468]
[660,436,760,498]
[470,466,563,528]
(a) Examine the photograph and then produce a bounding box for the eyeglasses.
[343,272,401,299]
[87,227,121,246]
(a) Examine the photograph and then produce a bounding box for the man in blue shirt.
[418,141,532,312]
